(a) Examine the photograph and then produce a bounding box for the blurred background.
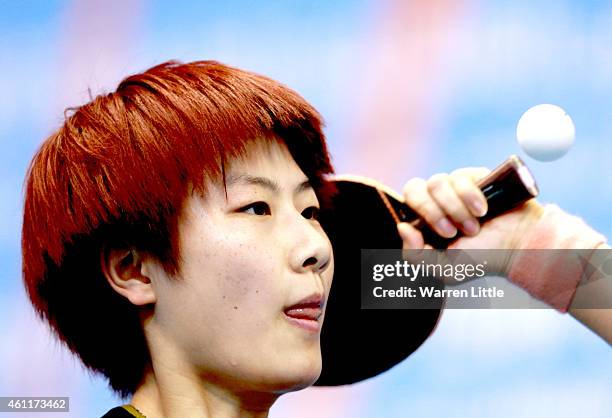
[1,0,611,417]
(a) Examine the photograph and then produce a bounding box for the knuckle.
[427,173,449,192]
[402,177,426,195]
[450,175,474,195]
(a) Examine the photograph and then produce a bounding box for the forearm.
[505,205,611,343]
[569,243,612,344]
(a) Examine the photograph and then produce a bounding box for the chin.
[290,365,322,391]
[267,354,323,393]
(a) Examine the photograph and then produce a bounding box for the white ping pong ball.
[516,104,575,162]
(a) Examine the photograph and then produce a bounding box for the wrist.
[506,204,607,312]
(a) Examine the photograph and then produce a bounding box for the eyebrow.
[226,174,313,194]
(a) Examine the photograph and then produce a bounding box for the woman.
[21,61,610,418]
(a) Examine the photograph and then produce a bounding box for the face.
[147,140,334,394]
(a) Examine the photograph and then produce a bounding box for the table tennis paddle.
[316,154,539,385]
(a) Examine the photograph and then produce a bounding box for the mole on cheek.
[233,306,238,310]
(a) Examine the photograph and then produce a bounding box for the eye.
[241,202,271,216]
[302,206,320,221]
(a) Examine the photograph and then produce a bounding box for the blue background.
[1,1,610,416]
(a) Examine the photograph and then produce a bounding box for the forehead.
[192,139,310,200]
[225,139,299,178]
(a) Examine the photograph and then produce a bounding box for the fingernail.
[436,218,457,237]
[471,198,487,217]
[462,219,479,235]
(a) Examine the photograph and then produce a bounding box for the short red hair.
[22,60,334,396]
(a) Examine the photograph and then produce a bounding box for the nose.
[288,213,332,275]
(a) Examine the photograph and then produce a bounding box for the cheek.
[179,226,285,318]
[219,250,279,310]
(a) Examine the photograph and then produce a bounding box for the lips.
[284,294,325,322]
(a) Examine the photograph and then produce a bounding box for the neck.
[130,364,276,418]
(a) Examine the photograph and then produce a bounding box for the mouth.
[284,295,325,332]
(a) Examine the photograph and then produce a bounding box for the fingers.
[402,178,458,238]
[449,173,488,218]
[397,222,433,250]
[402,167,491,239]
[449,167,490,217]
[428,173,480,235]
[397,222,437,274]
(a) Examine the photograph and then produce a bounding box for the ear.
[101,247,157,306]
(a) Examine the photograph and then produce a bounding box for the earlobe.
[101,247,157,306]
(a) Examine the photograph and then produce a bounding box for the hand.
[397,167,607,315]
[396,167,545,252]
